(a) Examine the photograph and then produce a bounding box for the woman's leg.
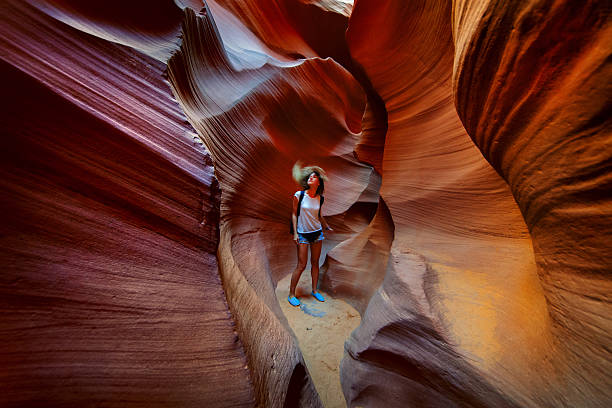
[310,240,323,292]
[290,243,309,297]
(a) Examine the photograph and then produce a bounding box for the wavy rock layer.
[167,5,382,406]
[453,0,612,404]
[340,0,611,407]
[344,1,547,406]
[2,0,610,407]
[205,0,388,177]
[0,1,253,406]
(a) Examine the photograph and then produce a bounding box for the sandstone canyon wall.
[0,1,254,406]
[1,0,610,407]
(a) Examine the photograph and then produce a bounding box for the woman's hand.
[293,234,299,243]
[325,226,333,232]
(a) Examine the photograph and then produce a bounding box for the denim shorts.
[297,229,324,244]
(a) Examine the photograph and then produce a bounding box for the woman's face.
[307,172,320,188]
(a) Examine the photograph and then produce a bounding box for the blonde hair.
[292,161,328,195]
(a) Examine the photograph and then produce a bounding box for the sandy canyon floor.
[276,271,361,408]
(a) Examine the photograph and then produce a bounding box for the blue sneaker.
[288,295,301,307]
[312,291,325,302]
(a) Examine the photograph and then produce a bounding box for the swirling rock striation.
[341,0,611,407]
[167,4,382,406]
[1,1,254,406]
[453,0,612,405]
[1,0,610,407]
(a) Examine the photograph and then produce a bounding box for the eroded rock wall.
[341,0,611,407]
[0,1,254,406]
[166,5,380,406]
[2,0,610,407]
[453,0,612,404]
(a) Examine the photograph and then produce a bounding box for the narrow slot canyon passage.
[275,270,361,408]
[1,1,610,407]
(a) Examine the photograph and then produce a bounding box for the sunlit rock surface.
[453,0,612,405]
[341,0,611,407]
[1,0,610,407]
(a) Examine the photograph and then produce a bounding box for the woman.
[288,163,332,307]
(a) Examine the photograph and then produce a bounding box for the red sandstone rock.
[209,0,388,174]
[24,0,185,60]
[453,0,612,404]
[0,1,253,406]
[167,5,378,406]
[342,0,611,406]
[2,0,610,406]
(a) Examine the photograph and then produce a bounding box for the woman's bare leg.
[290,243,309,296]
[310,240,323,292]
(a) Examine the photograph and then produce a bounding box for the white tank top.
[295,191,322,233]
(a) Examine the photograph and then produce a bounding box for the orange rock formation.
[1,0,610,407]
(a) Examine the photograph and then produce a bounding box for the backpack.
[290,190,324,234]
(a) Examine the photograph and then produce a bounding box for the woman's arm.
[292,195,299,242]
[320,214,332,231]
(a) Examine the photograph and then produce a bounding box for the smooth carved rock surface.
[1,1,254,406]
[343,1,551,406]
[167,5,380,406]
[453,0,612,404]
[342,0,611,407]
[2,0,610,407]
